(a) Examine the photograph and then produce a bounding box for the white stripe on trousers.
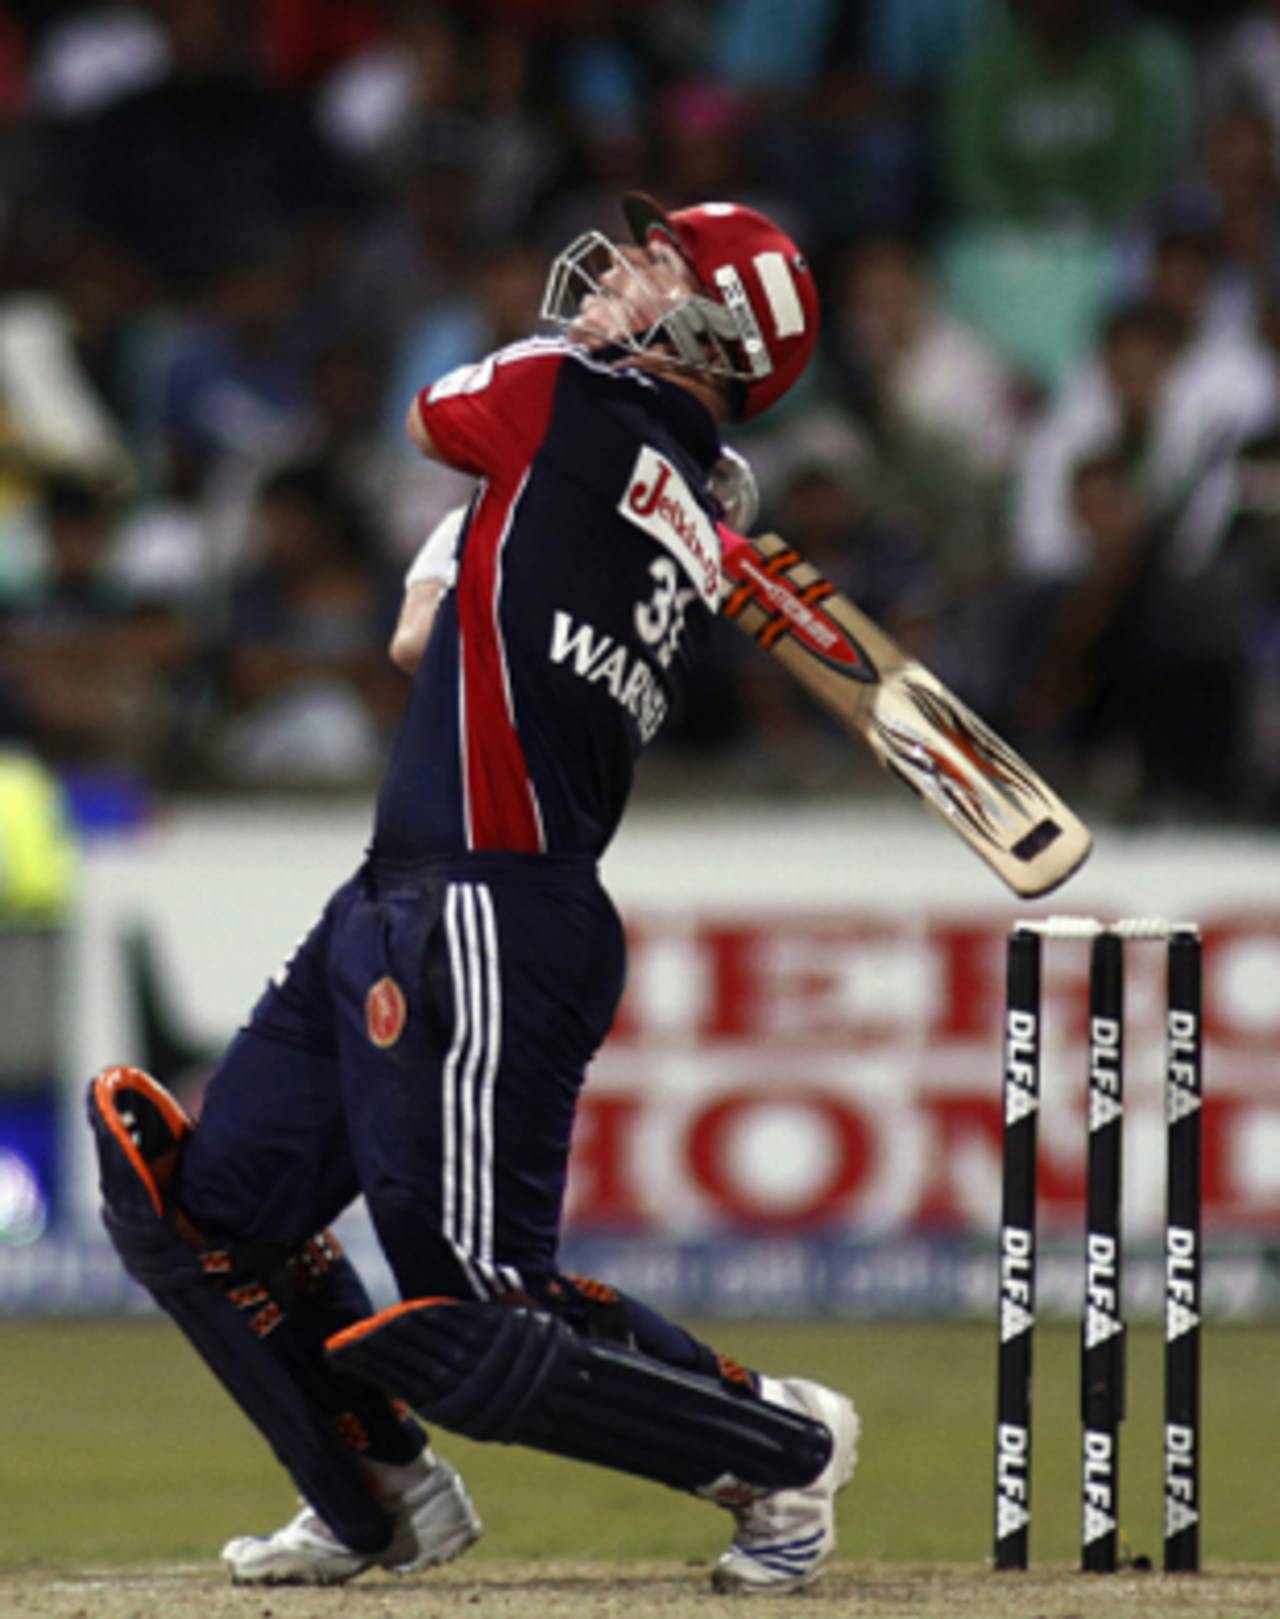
[441,881,522,1297]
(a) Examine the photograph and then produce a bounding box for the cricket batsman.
[87,192,859,1594]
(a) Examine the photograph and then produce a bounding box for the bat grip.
[717,522,750,564]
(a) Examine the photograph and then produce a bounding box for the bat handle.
[717,522,750,563]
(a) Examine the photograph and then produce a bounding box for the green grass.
[0,1318,1275,1570]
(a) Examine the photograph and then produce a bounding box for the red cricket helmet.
[621,192,820,419]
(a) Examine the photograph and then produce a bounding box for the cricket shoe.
[221,1449,481,1584]
[712,1378,859,1595]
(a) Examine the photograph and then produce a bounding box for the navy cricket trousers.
[176,852,626,1301]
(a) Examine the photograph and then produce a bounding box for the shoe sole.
[711,1560,825,1596]
[221,1531,373,1587]
[225,1521,481,1587]
[224,1556,373,1586]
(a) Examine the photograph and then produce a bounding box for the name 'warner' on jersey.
[373,338,725,861]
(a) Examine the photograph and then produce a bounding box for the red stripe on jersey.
[457,475,544,851]
[415,343,566,850]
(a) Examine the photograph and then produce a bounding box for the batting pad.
[87,1066,408,1554]
[328,1298,832,1496]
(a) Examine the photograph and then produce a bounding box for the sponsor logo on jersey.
[619,447,720,608]
[366,976,407,1048]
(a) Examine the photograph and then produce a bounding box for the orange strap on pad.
[88,1065,193,1220]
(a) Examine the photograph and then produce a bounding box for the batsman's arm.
[390,582,447,675]
[390,505,468,675]
[405,395,439,461]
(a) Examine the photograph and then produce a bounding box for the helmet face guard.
[541,231,769,383]
[543,195,818,418]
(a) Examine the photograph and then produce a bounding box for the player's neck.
[626,354,731,421]
[670,370,732,422]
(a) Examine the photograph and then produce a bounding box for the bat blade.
[720,531,1092,898]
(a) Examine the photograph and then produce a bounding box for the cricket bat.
[719,529,1092,898]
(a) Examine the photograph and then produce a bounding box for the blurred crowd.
[2,0,1280,826]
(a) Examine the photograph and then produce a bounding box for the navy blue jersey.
[373,339,725,859]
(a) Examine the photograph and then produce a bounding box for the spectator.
[323,5,567,243]
[383,239,545,425]
[1011,300,1278,577]
[710,0,841,98]
[774,456,930,631]
[527,51,653,260]
[555,0,646,144]
[943,0,1194,230]
[1002,451,1246,815]
[381,239,547,558]
[654,80,755,209]
[1123,209,1280,569]
[732,4,944,245]
[828,234,1025,478]
[0,202,139,596]
[1201,0,1280,173]
[53,0,356,295]
[0,192,137,474]
[339,131,488,345]
[822,235,1025,606]
[1220,426,1280,814]
[1176,109,1280,338]
[258,0,389,91]
[154,238,316,544]
[1124,220,1218,334]
[208,462,400,787]
[0,682,76,922]
[0,5,24,121]
[863,0,999,92]
[466,19,564,242]
[844,0,1002,235]
[0,278,135,515]
[28,3,169,120]
[935,0,1194,388]
[317,2,474,182]
[0,475,197,776]
[274,335,398,559]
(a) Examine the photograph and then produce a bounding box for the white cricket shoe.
[221,1450,481,1584]
[712,1378,859,1595]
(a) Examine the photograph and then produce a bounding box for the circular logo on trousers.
[365,976,407,1048]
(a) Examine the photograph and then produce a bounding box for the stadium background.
[1,0,1279,1328]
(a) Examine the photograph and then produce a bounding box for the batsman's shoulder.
[547,337,662,395]
[491,334,578,375]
